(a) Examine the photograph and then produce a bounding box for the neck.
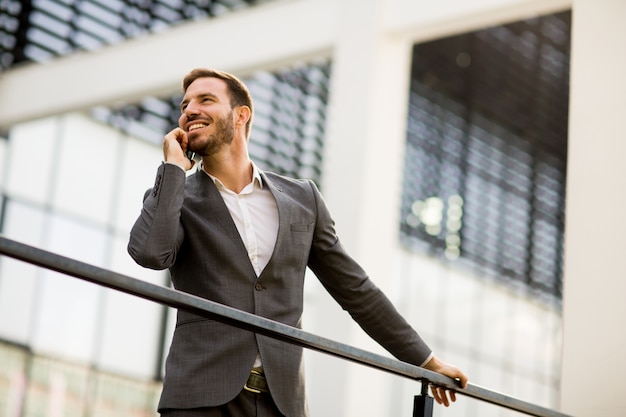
[202,149,253,193]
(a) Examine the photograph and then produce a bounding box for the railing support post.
[413,382,434,417]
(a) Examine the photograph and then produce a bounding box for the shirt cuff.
[419,352,434,367]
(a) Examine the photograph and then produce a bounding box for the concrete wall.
[560,1,626,416]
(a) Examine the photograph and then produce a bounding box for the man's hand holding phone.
[163,127,195,171]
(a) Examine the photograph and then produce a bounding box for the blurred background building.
[0,0,623,416]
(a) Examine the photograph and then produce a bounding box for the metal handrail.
[0,236,573,417]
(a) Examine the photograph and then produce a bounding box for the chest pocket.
[290,223,313,233]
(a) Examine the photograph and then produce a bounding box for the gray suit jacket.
[128,163,431,416]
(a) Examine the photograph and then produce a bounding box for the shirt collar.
[251,162,264,189]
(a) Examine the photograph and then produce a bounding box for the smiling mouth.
[188,123,208,132]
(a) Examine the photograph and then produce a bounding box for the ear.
[234,105,251,128]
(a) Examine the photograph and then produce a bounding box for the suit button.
[254,282,264,291]
[153,175,162,197]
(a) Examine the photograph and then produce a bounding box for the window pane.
[0,200,46,343]
[5,117,58,204]
[96,235,167,378]
[0,136,7,187]
[1,0,277,72]
[30,214,107,361]
[112,136,164,233]
[53,113,121,224]
[401,12,570,301]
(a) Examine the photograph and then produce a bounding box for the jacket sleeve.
[306,180,432,366]
[127,163,186,270]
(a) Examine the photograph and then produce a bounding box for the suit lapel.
[194,171,251,261]
[260,173,293,275]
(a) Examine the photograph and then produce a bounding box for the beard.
[191,111,235,156]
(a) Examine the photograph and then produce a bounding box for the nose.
[182,100,201,117]
[180,104,198,127]
[179,102,199,127]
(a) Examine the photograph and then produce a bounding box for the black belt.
[244,368,270,394]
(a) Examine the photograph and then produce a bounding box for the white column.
[560,1,626,416]
[318,0,414,415]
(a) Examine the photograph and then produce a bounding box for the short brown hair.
[182,68,254,137]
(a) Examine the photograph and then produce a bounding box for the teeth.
[188,123,207,131]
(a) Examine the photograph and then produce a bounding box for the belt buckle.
[244,383,262,394]
[244,368,267,394]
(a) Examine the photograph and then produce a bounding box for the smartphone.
[186,150,196,161]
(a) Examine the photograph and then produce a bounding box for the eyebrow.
[180,93,219,111]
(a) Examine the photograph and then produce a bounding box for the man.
[128,68,468,417]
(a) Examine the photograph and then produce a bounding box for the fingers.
[430,385,455,407]
[457,370,469,389]
[430,385,445,406]
[430,385,449,407]
[450,390,457,402]
[163,128,193,170]
[430,370,465,407]
[164,128,188,152]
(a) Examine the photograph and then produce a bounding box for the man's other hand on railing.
[423,355,469,407]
